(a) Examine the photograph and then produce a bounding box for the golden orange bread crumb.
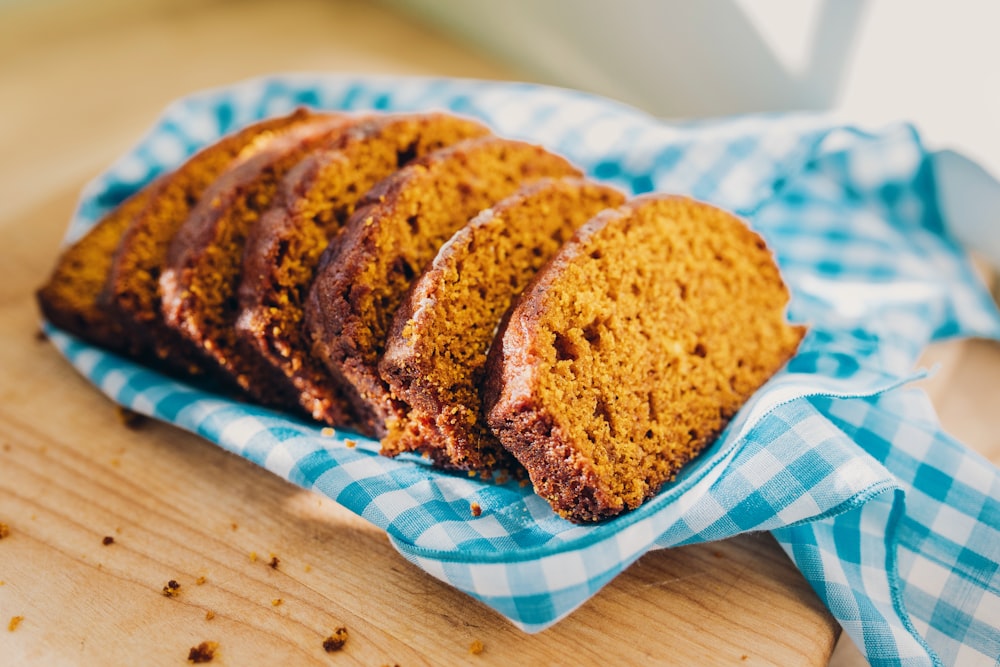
[8,616,24,632]
[484,195,805,522]
[195,575,207,585]
[271,598,283,606]
[380,177,625,473]
[469,639,485,655]
[470,502,482,517]
[249,551,258,563]
[0,523,9,539]
[306,136,580,437]
[322,626,348,652]
[236,113,490,428]
[205,610,216,621]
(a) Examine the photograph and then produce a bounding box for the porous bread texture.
[104,108,326,373]
[380,177,626,474]
[484,195,806,522]
[36,187,154,353]
[305,136,581,437]
[236,113,490,427]
[160,115,355,408]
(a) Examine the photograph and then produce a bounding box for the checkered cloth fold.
[47,75,1000,665]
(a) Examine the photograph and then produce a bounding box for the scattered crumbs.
[467,470,477,478]
[741,655,748,661]
[162,579,181,597]
[344,439,357,449]
[268,555,280,570]
[470,502,482,517]
[195,576,207,586]
[205,610,216,621]
[271,598,283,607]
[230,522,239,531]
[469,639,485,655]
[115,406,147,429]
[303,564,312,573]
[115,526,122,534]
[102,536,115,546]
[34,328,47,342]
[110,458,121,468]
[187,640,218,663]
[8,616,24,632]
[0,581,5,586]
[321,427,335,438]
[322,626,349,652]
[712,550,724,559]
[0,523,10,539]
[249,551,258,563]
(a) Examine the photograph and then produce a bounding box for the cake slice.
[104,108,333,373]
[159,115,357,408]
[483,195,806,522]
[37,186,155,354]
[380,178,625,474]
[305,137,581,437]
[236,113,490,427]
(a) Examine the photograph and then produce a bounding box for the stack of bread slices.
[38,109,804,522]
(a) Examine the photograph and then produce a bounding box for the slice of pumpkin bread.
[483,195,805,522]
[104,108,330,373]
[380,178,625,474]
[37,187,155,354]
[236,113,490,426]
[305,137,581,437]
[159,115,355,408]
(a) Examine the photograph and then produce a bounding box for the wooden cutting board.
[1,1,997,665]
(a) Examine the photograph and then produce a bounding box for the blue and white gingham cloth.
[47,75,1000,665]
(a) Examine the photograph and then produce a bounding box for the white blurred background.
[387,0,1000,179]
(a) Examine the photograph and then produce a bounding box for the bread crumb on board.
[115,406,147,429]
[469,639,485,655]
[196,575,207,585]
[0,523,10,539]
[102,536,115,546]
[205,610,216,621]
[162,579,181,597]
[187,641,218,663]
[268,554,280,569]
[271,598,283,607]
[322,626,348,652]
[8,616,24,632]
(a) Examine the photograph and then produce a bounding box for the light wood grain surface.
[1,1,997,665]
